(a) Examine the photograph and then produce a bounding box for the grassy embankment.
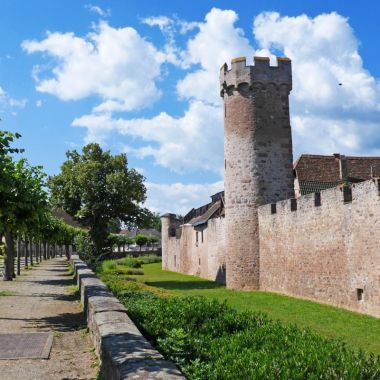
[99,258,380,355]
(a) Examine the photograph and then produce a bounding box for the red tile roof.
[294,154,380,183]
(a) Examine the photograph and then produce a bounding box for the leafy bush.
[109,290,380,380]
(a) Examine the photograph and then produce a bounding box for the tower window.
[314,192,321,207]
[343,186,352,203]
[271,204,277,214]
[290,198,297,212]
[357,288,364,301]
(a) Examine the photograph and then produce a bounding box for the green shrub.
[102,260,117,273]
[115,255,161,268]
[115,292,380,380]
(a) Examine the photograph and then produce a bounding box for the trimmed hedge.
[109,290,380,380]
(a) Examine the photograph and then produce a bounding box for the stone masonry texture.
[220,56,294,289]
[161,56,380,318]
[71,255,185,379]
[258,180,380,317]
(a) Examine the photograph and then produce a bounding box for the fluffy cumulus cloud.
[177,8,253,105]
[22,22,164,112]
[23,9,380,212]
[72,8,250,174]
[73,100,223,173]
[253,12,380,156]
[144,181,223,215]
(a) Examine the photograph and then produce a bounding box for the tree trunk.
[30,238,34,266]
[35,241,39,263]
[65,244,70,260]
[43,242,47,260]
[25,239,29,268]
[3,228,15,281]
[17,237,21,276]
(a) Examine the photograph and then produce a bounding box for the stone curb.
[71,254,185,380]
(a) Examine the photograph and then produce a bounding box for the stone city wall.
[163,217,226,283]
[258,179,380,317]
[71,254,184,379]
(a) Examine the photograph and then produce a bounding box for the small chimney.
[339,155,348,182]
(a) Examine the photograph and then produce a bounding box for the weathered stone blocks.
[71,255,184,379]
[221,56,294,290]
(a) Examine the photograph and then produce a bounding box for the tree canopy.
[49,143,152,257]
[0,131,80,280]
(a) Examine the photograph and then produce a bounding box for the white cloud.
[253,12,380,156]
[145,181,223,215]
[36,99,43,107]
[73,100,224,173]
[85,4,110,17]
[141,15,172,30]
[140,15,183,66]
[22,9,380,216]
[177,8,254,105]
[0,85,27,110]
[22,22,165,112]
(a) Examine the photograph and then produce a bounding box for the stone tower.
[220,56,294,290]
[161,213,180,270]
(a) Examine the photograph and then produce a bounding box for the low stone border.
[71,254,185,380]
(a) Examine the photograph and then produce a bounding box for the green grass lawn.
[110,262,380,355]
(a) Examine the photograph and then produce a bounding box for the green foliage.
[135,234,148,249]
[100,256,162,277]
[113,291,380,379]
[49,143,153,258]
[147,235,159,245]
[150,212,162,231]
[98,261,380,375]
[74,230,100,270]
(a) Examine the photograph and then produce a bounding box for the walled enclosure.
[161,56,380,317]
[259,179,380,317]
[162,214,226,283]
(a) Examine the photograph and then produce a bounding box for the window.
[174,255,177,267]
[169,227,176,237]
[196,231,199,246]
[290,198,297,212]
[343,186,352,203]
[271,203,277,214]
[201,231,204,243]
[314,192,321,207]
[357,288,364,301]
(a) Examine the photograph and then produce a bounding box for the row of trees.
[109,233,159,252]
[1,129,157,274]
[0,131,82,280]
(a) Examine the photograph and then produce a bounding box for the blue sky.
[1,1,380,214]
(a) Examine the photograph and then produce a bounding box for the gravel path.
[0,258,98,380]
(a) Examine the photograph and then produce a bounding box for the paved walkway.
[0,258,98,380]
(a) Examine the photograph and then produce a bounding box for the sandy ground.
[0,258,98,380]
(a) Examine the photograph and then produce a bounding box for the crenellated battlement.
[220,56,292,97]
[258,179,380,218]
